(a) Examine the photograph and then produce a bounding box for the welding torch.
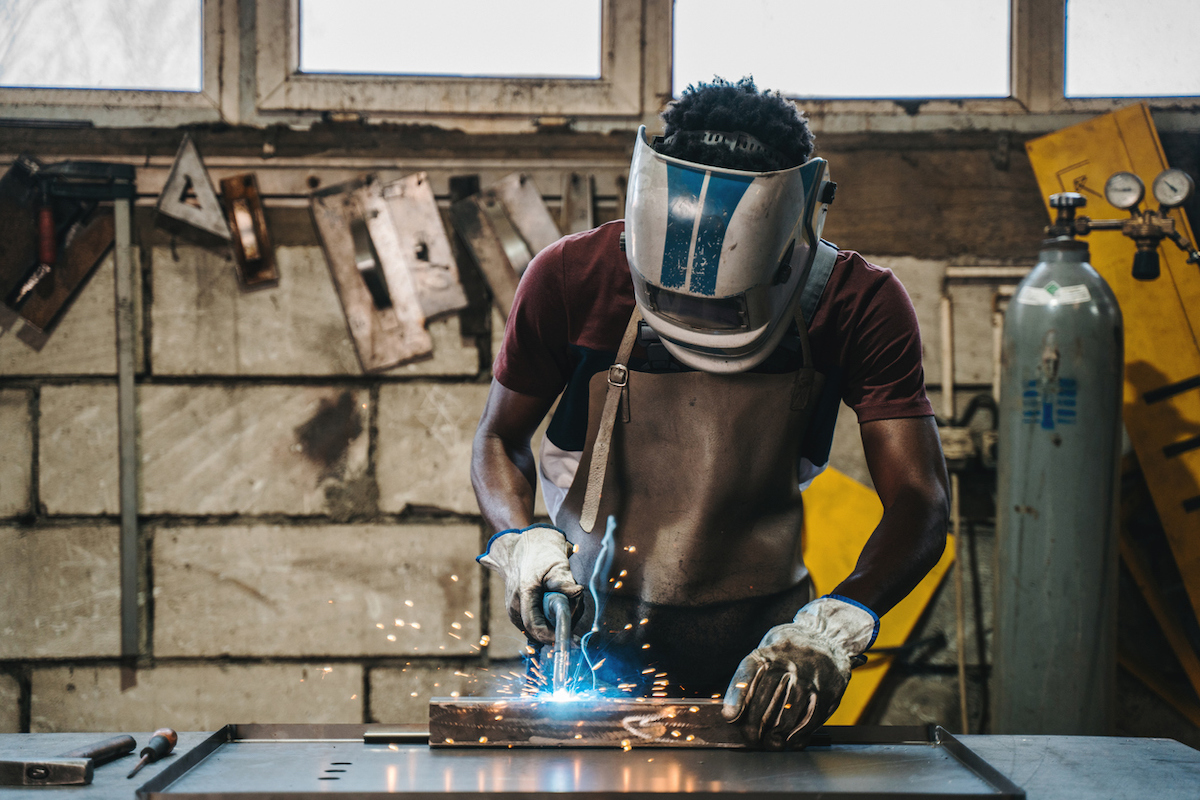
[542,591,572,694]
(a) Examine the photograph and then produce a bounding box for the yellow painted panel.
[802,467,955,724]
[1026,103,1200,623]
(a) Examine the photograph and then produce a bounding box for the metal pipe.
[114,196,139,660]
[939,293,969,733]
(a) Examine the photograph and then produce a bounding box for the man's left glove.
[722,595,878,750]
[476,524,584,644]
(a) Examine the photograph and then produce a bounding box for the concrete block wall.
[0,210,535,731]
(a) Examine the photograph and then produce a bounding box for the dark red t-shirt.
[495,220,932,475]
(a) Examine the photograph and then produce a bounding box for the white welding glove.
[723,595,879,750]
[476,524,584,644]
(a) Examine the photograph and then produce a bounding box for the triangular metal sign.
[156,134,231,240]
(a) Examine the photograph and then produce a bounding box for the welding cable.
[580,514,619,690]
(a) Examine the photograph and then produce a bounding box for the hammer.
[0,735,136,786]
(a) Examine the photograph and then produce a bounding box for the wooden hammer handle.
[59,735,136,765]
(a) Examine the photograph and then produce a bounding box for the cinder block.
[151,246,360,375]
[0,672,20,732]
[38,385,119,515]
[154,524,482,657]
[152,246,478,377]
[30,663,362,732]
[377,383,489,514]
[948,283,1004,386]
[0,525,120,659]
[140,385,370,515]
[0,250,142,376]
[0,390,32,516]
[369,661,487,724]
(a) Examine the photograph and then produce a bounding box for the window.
[298,0,601,80]
[1064,0,1200,98]
[256,0,644,117]
[672,0,1010,99]
[0,0,202,92]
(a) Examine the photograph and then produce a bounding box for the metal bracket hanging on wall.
[380,172,468,319]
[220,174,278,287]
[492,173,563,257]
[560,172,595,234]
[155,135,231,242]
[311,176,433,372]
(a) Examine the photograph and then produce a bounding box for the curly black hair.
[657,76,814,171]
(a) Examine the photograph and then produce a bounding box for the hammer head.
[0,758,93,786]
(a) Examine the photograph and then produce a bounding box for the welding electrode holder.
[541,591,573,693]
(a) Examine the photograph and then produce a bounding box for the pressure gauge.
[1104,172,1145,209]
[1152,168,1194,208]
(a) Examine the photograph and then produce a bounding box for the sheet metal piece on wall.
[560,172,595,234]
[380,172,468,319]
[220,174,278,287]
[156,135,231,242]
[492,172,562,257]
[311,179,433,372]
[18,211,114,332]
[449,195,521,320]
[478,190,534,275]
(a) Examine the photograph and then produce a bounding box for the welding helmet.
[624,125,834,373]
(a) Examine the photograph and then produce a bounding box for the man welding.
[472,77,949,750]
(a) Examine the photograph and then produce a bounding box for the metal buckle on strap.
[607,364,629,388]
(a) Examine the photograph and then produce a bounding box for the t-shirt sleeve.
[841,270,934,423]
[492,239,573,399]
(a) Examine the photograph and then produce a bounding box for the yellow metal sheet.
[1026,103,1200,623]
[802,467,955,724]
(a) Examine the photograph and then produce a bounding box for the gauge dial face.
[1104,171,1145,209]
[1152,168,1194,208]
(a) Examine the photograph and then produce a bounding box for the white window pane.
[299,0,602,79]
[1065,0,1200,98]
[0,0,201,92]
[673,0,1009,99]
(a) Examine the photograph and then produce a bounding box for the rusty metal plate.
[311,179,432,372]
[220,173,278,286]
[449,195,521,319]
[17,211,114,332]
[491,173,562,257]
[381,172,468,319]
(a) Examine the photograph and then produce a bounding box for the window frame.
[0,0,231,125]
[254,0,646,118]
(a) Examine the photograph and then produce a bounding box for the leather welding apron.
[555,303,825,696]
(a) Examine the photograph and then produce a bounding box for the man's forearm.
[830,486,948,615]
[471,430,539,533]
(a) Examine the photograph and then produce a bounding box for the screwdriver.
[126,729,177,779]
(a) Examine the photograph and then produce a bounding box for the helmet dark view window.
[648,286,749,332]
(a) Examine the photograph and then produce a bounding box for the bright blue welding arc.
[580,514,618,691]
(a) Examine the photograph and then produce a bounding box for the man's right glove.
[722,595,878,750]
[476,524,584,644]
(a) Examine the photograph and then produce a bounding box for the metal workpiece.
[132,724,1023,799]
[993,237,1123,735]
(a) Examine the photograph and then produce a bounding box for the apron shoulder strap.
[789,240,837,409]
[580,306,642,533]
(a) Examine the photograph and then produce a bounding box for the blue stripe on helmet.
[690,172,754,296]
[662,164,707,289]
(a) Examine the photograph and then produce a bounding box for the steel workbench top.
[0,731,1196,799]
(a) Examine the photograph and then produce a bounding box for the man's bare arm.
[831,416,950,615]
[471,379,556,533]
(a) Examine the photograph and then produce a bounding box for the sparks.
[451,622,462,630]
[387,634,396,641]
[451,575,459,581]
[376,623,384,629]
[464,611,475,618]
[405,600,414,607]
[410,622,421,630]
